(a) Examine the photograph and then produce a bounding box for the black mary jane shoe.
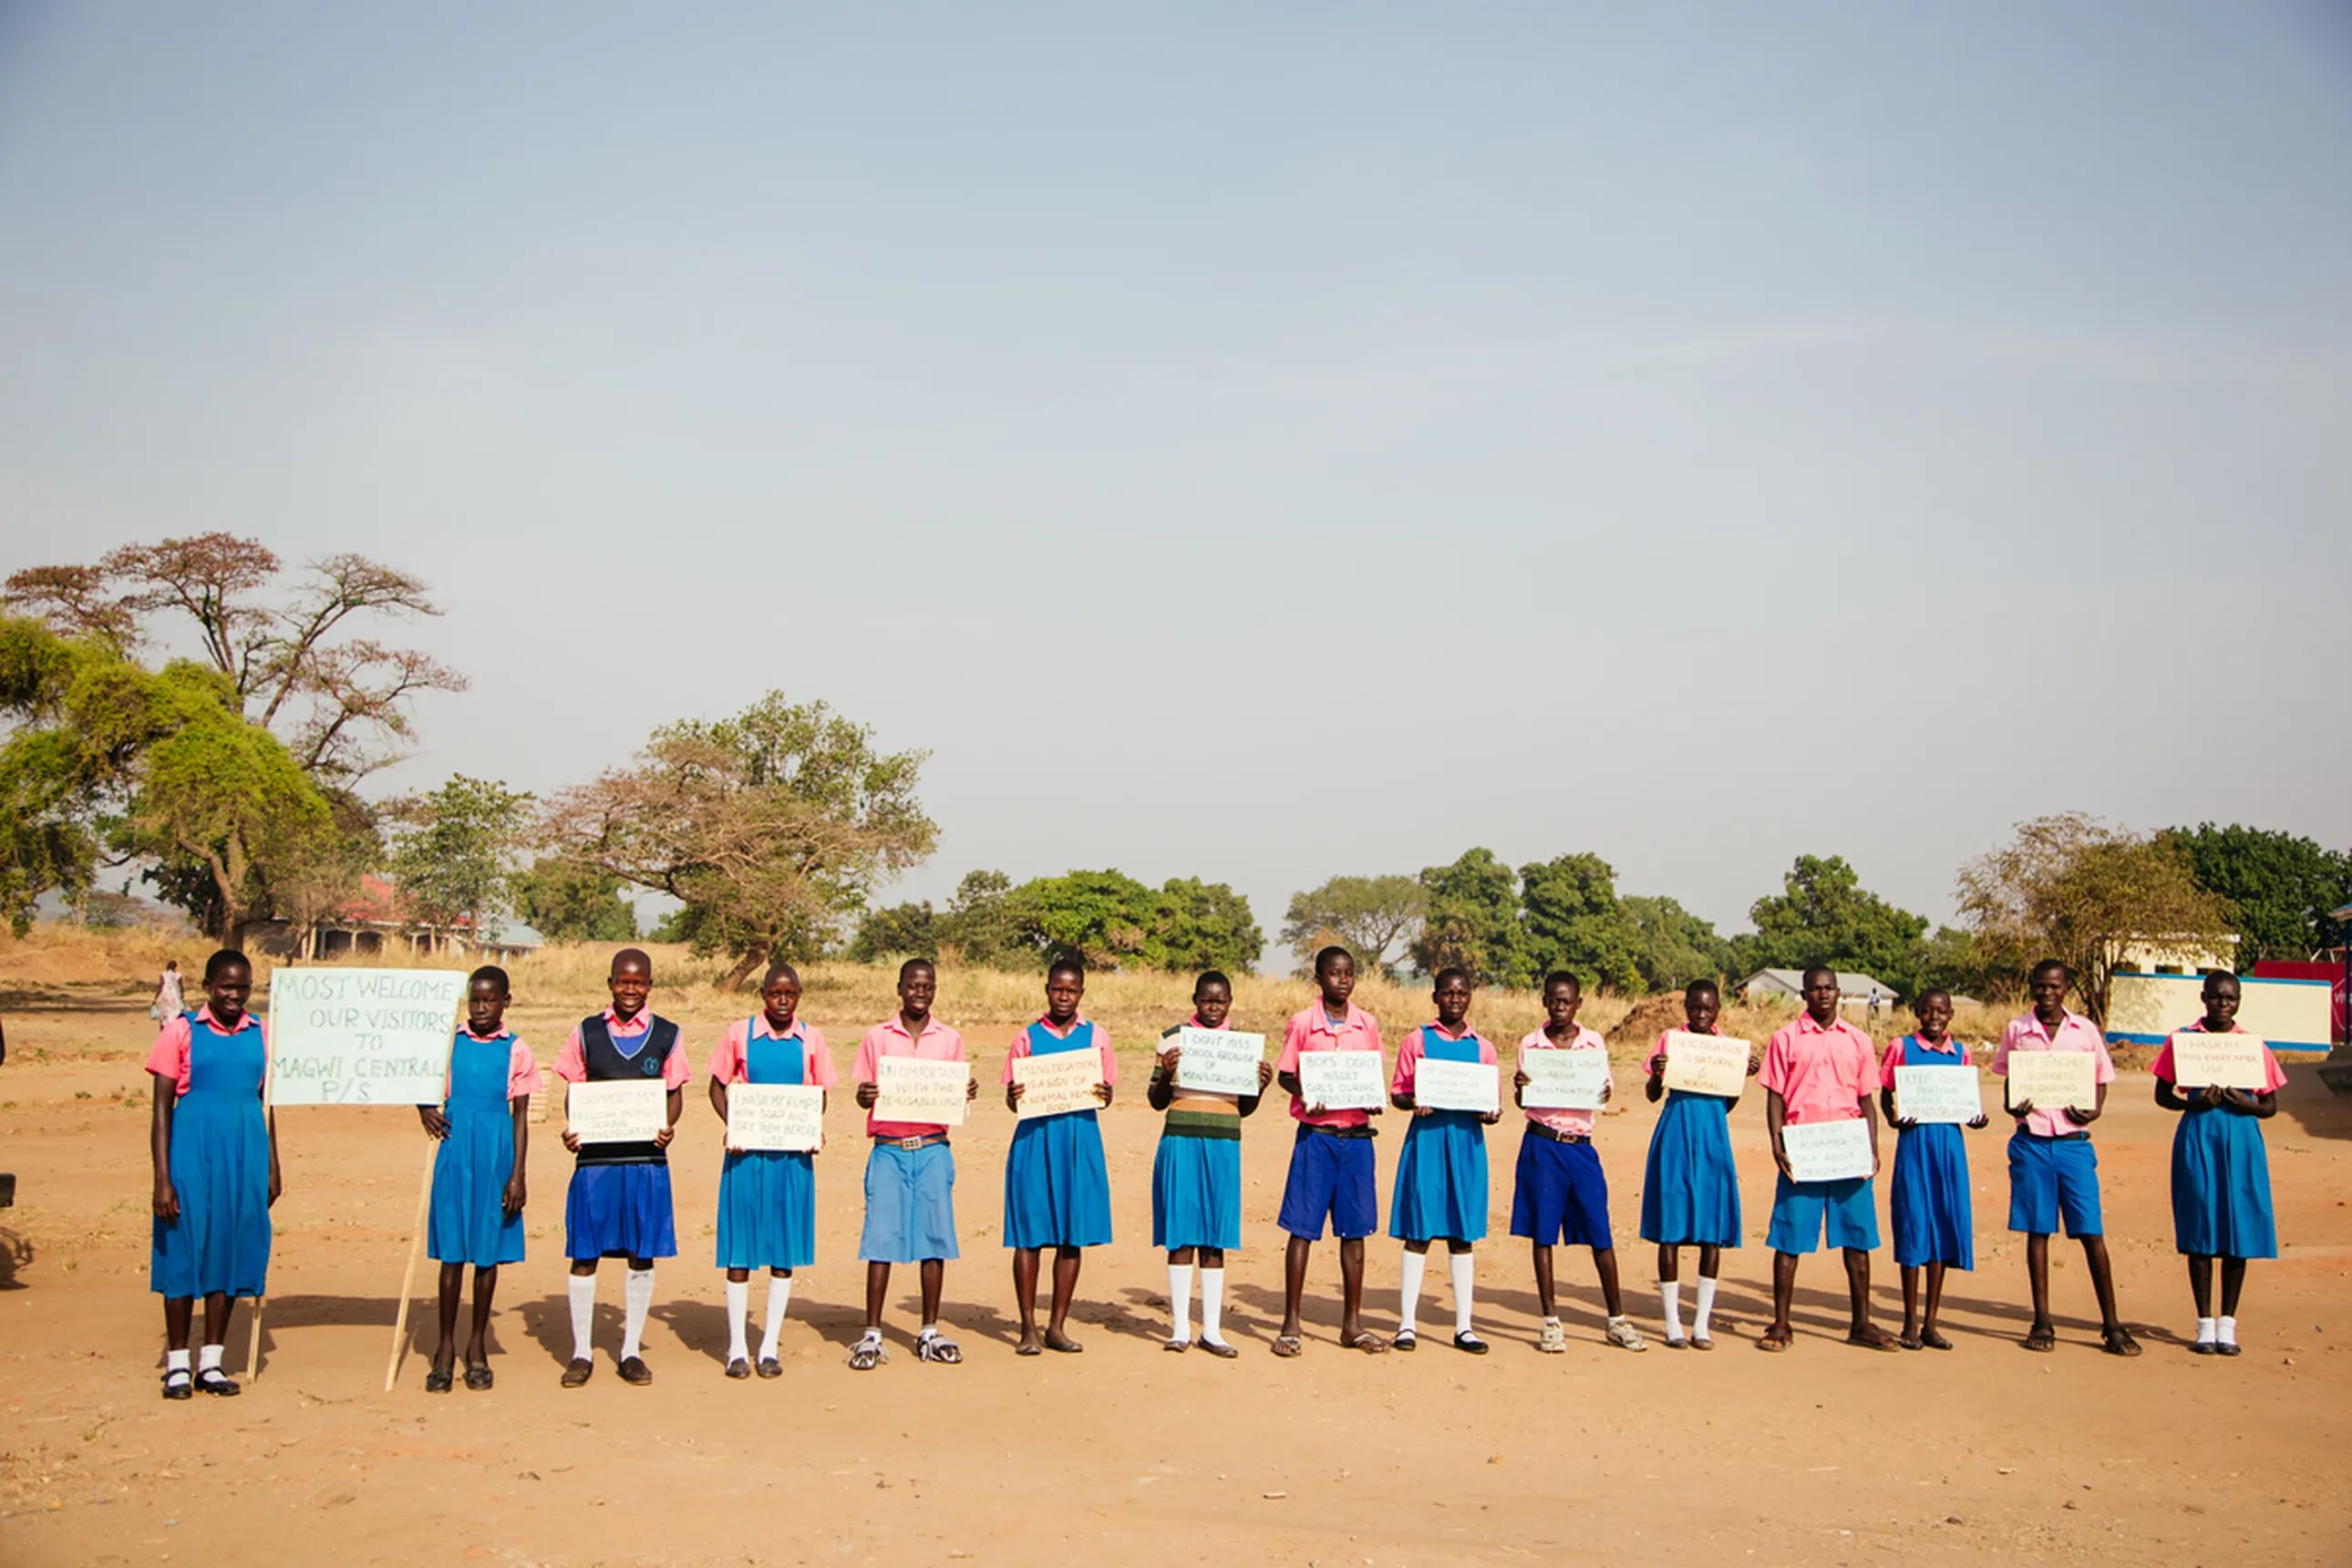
[424,1366,455,1394]
[725,1357,752,1380]
[162,1371,192,1402]
[463,1364,494,1391]
[755,1357,783,1379]
[196,1368,242,1397]
[1452,1332,1491,1356]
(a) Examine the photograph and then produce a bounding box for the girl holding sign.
[1387,968,1501,1353]
[1511,973,1645,1352]
[1874,987,1988,1351]
[1639,980,1757,1349]
[2152,972,2285,1357]
[416,965,540,1391]
[148,950,280,1399]
[1148,971,1274,1356]
[1002,957,1117,1356]
[707,962,836,1380]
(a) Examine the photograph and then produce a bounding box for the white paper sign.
[1521,1049,1612,1111]
[727,1083,825,1151]
[1014,1050,1105,1119]
[2165,1032,2269,1091]
[1894,1065,1983,1125]
[1414,1057,1500,1115]
[266,966,467,1106]
[1296,1049,1386,1112]
[1663,1031,1751,1099]
[1165,1026,1267,1098]
[2004,1050,2098,1113]
[567,1079,667,1144]
[873,1056,970,1127]
[1782,1117,1875,1182]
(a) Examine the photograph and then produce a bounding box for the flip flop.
[1919,1327,1953,1351]
[1270,1335,1302,1358]
[2023,1323,2057,1354]
[1847,1327,1901,1354]
[1350,1331,1390,1355]
[2100,1326,2143,1358]
[1897,1333,1924,1351]
[1758,1325,1792,1353]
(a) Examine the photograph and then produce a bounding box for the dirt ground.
[2,984,2347,1567]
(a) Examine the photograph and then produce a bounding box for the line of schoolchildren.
[143,944,2288,1398]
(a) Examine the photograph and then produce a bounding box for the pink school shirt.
[445,1025,542,1100]
[145,1006,269,1096]
[2149,1019,2287,1095]
[1759,1013,1877,1125]
[552,1006,691,1089]
[706,1016,837,1088]
[1001,1016,1119,1086]
[1878,1034,1966,1088]
[1519,1025,1614,1137]
[1391,1023,1499,1092]
[1277,1002,1384,1129]
[1995,1009,2115,1140]
[853,1016,968,1140]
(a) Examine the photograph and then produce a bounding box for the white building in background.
[1738,968,1898,1011]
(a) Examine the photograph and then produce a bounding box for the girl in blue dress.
[1388,968,1502,1353]
[1639,979,1759,1349]
[1001,957,1116,1356]
[146,950,280,1400]
[1875,987,1989,1350]
[707,962,835,1380]
[417,965,540,1391]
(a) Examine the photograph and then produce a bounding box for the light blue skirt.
[150,1089,271,1298]
[1638,1091,1742,1247]
[861,1141,958,1264]
[1151,1130,1242,1251]
[1004,1111,1114,1249]
[428,1099,524,1267]
[2171,1109,2276,1259]
[716,1149,817,1270]
[1388,1112,1489,1243]
[1888,1123,1973,1269]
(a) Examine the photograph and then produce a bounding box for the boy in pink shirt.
[1759,968,1893,1352]
[1270,947,1388,1357]
[1996,958,2138,1356]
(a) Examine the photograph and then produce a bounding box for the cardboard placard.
[1414,1057,1500,1115]
[1782,1117,1874,1182]
[1296,1048,1386,1112]
[1893,1065,1983,1125]
[873,1056,971,1127]
[1015,1049,1105,1119]
[267,966,467,1106]
[2165,1032,2270,1092]
[726,1083,825,1151]
[1521,1049,1612,1111]
[1663,1031,1750,1099]
[2003,1050,2097,1113]
[1165,1026,1267,1098]
[566,1079,667,1144]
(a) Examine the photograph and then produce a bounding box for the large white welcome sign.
[268,967,467,1106]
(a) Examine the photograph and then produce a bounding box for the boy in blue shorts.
[1271,947,1387,1357]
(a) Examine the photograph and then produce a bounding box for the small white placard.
[1663,1031,1751,1099]
[2166,1032,2269,1092]
[727,1083,825,1151]
[1521,1049,1612,1111]
[2004,1050,2097,1113]
[1893,1065,1982,1125]
[1413,1057,1499,1115]
[1782,1117,1874,1182]
[567,1079,667,1145]
[1014,1050,1105,1119]
[1296,1048,1386,1112]
[873,1056,971,1126]
[1165,1026,1267,1098]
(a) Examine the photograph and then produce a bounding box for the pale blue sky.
[4,4,2347,949]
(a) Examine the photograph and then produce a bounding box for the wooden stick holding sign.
[383,1145,436,1391]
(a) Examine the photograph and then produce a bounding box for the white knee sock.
[725,1280,750,1362]
[1449,1251,1475,1336]
[2195,1315,2216,1346]
[1659,1281,1684,1341]
[1694,1276,1719,1339]
[1398,1250,1427,1335]
[198,1343,222,1372]
[166,1347,191,1374]
[2217,1315,2237,1347]
[1201,1267,1227,1345]
[759,1276,793,1361]
[620,1267,655,1360]
[1167,1264,1194,1343]
[568,1274,596,1360]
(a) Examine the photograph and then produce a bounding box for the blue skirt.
[150,1089,271,1298]
[1151,1130,1242,1251]
[716,1149,817,1270]
[1004,1110,1113,1249]
[1888,1124,1973,1269]
[428,1102,524,1267]
[2171,1110,2277,1259]
[1639,1092,1741,1247]
[861,1141,958,1263]
[563,1162,678,1262]
[1388,1112,1489,1243]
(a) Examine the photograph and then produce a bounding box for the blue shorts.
[2007,1132,2102,1238]
[1276,1127,1378,1241]
[859,1140,959,1264]
[1765,1173,1880,1255]
[1509,1131,1614,1248]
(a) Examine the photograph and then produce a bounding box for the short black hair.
[468,965,511,994]
[1314,945,1354,977]
[898,956,936,984]
[1914,985,1951,1007]
[202,949,250,983]
[1542,970,1582,995]
[763,960,802,988]
[1047,955,1087,983]
[2030,958,2069,983]
[1685,978,1719,1001]
[2201,970,2241,995]
[1193,970,1233,998]
[1432,966,1472,990]
[610,946,653,976]
[1800,965,1837,989]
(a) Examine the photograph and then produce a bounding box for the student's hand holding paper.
[654,1121,676,1148]
[855,1081,879,1109]
[562,1130,583,1152]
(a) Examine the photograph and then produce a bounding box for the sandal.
[1043,1330,1083,1355]
[847,1335,888,1371]
[1390,1330,1418,1353]
[2100,1326,2142,1358]
[161,1369,192,1401]
[425,1366,455,1393]
[1847,1326,1901,1354]
[1269,1335,1302,1358]
[463,1364,494,1390]
[1897,1332,1924,1351]
[1919,1327,1953,1352]
[1350,1331,1390,1355]
[1014,1339,1042,1357]
[1452,1331,1489,1356]
[1198,1339,1240,1359]
[1758,1324,1792,1353]
[915,1330,963,1365]
[561,1357,594,1387]
[2023,1323,2057,1354]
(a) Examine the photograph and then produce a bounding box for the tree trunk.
[717,946,767,993]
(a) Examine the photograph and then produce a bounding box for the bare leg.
[2081,1235,2122,1332]
[2025,1233,2053,1333]
[2219,1256,2247,1316]
[434,1261,463,1372]
[1592,1246,1623,1317]
[1697,1243,1722,1280]
[1922,1262,1946,1336]
[1045,1244,1082,1348]
[163,1295,193,1353]
[1768,1252,1798,1342]
[1656,1243,1678,1284]
[917,1258,944,1324]
[1900,1264,1923,1338]
[467,1264,497,1365]
[863,1261,890,1330]
[1532,1243,1556,1318]
[1011,1247,1041,1349]
[1281,1234,1311,1338]
[1338,1237,1367,1342]
[2186,1253,2214,1317]
[202,1291,232,1349]
[1841,1247,1874,1336]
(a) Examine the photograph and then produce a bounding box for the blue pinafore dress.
[428,1028,527,1267]
[2169,1026,2278,1260]
[1639,1036,1743,1248]
[151,1012,272,1299]
[1389,1027,1491,1243]
[1888,1034,1975,1270]
[716,1021,820,1271]
[1002,1021,1114,1249]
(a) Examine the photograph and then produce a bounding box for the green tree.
[542,691,937,990]
[1621,893,1735,994]
[2162,822,2352,965]
[940,870,1020,966]
[386,776,534,949]
[0,616,108,932]
[1279,874,1426,977]
[1410,848,1532,986]
[849,901,938,963]
[510,857,640,943]
[1745,854,1929,995]
[1006,869,1162,969]
[1519,852,1641,993]
[1152,876,1264,973]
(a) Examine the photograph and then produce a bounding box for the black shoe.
[463,1364,494,1390]
[561,1357,593,1387]
[725,1357,752,1380]
[618,1356,654,1385]
[162,1370,192,1401]
[756,1357,783,1379]
[424,1367,454,1393]
[196,1369,241,1397]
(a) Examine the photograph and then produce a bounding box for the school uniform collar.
[2182,1018,2246,1034]
[1032,1014,1090,1038]
[191,1004,253,1031]
[1305,1002,1373,1036]
[1527,1024,1601,1049]
[1793,1011,1862,1040]
[1186,1015,1227,1030]
[880,1013,942,1040]
[602,1005,655,1034]
[461,1021,512,1040]
[1421,1020,1484,1046]
[2015,1009,2089,1043]
[749,1014,806,1042]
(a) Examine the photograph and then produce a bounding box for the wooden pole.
[245,1295,263,1380]
[383,1143,437,1392]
